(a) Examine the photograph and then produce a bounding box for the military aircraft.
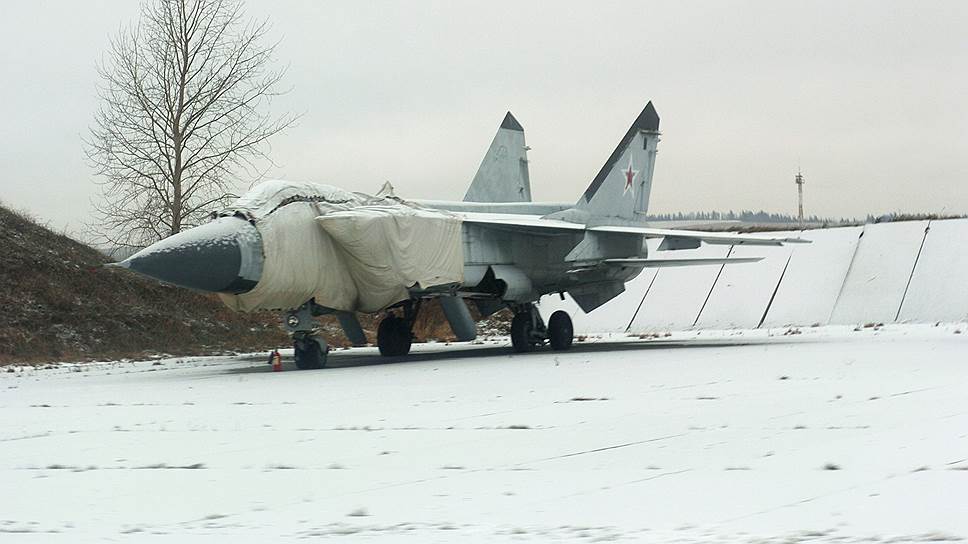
[113,102,805,369]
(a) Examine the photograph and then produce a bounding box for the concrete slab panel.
[829,221,929,325]
[694,242,795,329]
[628,244,731,332]
[760,226,862,328]
[898,218,968,323]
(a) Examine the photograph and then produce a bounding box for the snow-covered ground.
[3,325,967,542]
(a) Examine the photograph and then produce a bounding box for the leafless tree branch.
[86,0,296,250]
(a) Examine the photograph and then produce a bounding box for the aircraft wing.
[460,213,585,231]
[604,257,763,267]
[589,225,808,246]
[459,212,809,246]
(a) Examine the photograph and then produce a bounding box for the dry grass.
[0,204,289,364]
[0,204,510,364]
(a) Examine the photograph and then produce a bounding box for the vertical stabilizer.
[576,102,660,222]
[463,112,532,202]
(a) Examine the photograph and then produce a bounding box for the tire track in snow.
[518,432,688,465]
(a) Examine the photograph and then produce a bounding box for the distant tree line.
[645,210,965,226]
[863,212,966,223]
[645,210,839,224]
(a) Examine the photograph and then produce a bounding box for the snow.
[830,221,928,325]
[543,219,968,334]
[629,244,731,331]
[3,325,967,542]
[760,227,862,327]
[899,218,968,323]
[694,242,794,329]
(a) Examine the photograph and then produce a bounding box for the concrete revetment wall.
[539,219,967,333]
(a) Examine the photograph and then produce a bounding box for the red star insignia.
[623,158,638,196]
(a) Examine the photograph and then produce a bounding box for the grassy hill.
[0,204,509,365]
[0,204,293,364]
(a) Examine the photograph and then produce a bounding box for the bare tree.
[87,0,295,249]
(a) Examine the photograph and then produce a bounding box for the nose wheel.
[293,331,328,369]
[283,302,329,370]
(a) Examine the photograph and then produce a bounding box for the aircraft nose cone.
[116,217,263,294]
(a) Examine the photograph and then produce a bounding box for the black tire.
[548,310,574,351]
[378,316,412,357]
[294,336,327,369]
[510,312,534,353]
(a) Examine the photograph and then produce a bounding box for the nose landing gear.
[283,302,329,370]
[293,331,328,369]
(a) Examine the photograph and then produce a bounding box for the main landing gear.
[377,301,418,357]
[510,303,573,353]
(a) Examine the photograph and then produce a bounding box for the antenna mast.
[795,169,805,227]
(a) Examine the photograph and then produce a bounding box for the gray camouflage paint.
[431,103,662,310]
[462,112,532,203]
[117,104,665,317]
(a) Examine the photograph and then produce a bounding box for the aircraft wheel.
[378,315,412,357]
[510,312,535,353]
[294,334,328,369]
[548,310,574,351]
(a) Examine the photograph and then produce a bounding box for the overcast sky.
[1,1,966,235]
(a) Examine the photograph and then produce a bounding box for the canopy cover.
[217,180,463,313]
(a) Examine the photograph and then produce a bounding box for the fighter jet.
[113,102,805,369]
